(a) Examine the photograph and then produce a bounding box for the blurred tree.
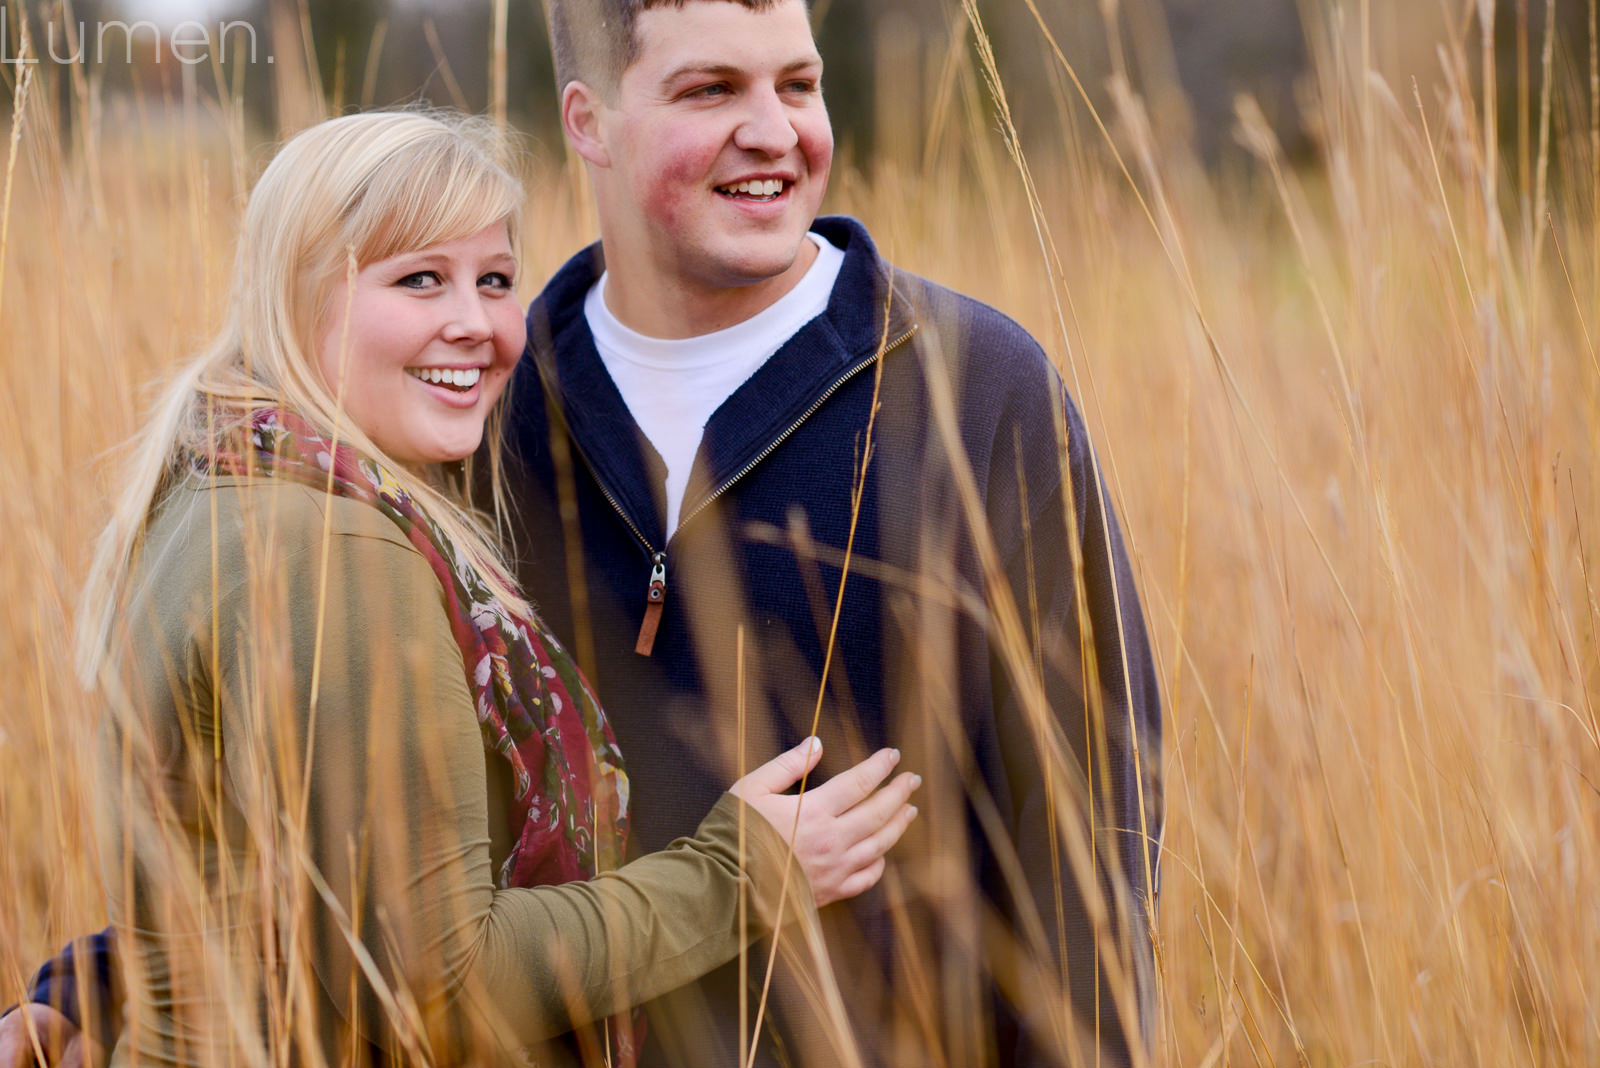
[810,0,1309,170]
[304,0,385,103]
[812,0,879,160]
[1492,0,1591,209]
[1163,0,1307,164]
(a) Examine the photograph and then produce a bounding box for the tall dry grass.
[0,0,1596,1065]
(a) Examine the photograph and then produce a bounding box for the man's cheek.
[802,117,834,170]
[641,184,683,231]
[810,140,834,188]
[640,157,708,232]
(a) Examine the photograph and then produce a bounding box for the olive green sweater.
[96,477,802,1066]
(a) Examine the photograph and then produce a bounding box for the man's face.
[591,0,833,298]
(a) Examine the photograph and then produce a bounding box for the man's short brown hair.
[548,0,805,97]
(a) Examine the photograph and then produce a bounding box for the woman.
[50,109,918,1066]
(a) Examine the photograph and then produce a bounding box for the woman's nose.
[442,291,493,343]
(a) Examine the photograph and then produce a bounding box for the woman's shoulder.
[139,475,429,602]
[126,475,454,676]
[154,474,415,552]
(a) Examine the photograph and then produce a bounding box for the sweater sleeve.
[164,488,804,1060]
[19,929,120,1050]
[986,386,1161,1068]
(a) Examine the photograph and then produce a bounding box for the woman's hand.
[729,737,920,908]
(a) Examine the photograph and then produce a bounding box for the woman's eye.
[479,271,513,290]
[397,271,440,289]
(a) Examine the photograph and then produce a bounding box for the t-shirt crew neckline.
[587,233,843,367]
[584,232,846,537]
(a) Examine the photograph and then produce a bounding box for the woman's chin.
[384,428,485,471]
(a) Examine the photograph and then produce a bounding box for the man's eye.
[397,271,440,289]
[783,80,818,94]
[689,83,729,99]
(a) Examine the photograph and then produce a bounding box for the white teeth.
[407,367,482,389]
[720,179,784,198]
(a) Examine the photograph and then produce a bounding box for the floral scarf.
[201,409,631,894]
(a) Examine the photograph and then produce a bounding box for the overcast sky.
[123,0,432,23]
[122,0,218,24]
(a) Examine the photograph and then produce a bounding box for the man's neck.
[600,238,820,339]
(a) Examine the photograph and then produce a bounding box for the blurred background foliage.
[5,4,1600,1065]
[2,0,1317,163]
[3,0,1593,177]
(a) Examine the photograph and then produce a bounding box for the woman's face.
[316,222,525,469]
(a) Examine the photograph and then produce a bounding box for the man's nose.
[732,86,800,157]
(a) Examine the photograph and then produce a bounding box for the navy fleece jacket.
[506,216,1162,1067]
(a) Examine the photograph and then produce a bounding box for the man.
[2,1,1161,1064]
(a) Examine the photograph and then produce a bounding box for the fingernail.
[807,736,822,756]
[911,774,923,790]
[890,748,901,764]
[909,805,919,817]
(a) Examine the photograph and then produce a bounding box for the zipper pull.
[635,551,668,656]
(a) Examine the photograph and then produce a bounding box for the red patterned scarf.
[200,406,640,894]
[203,409,639,1058]
[204,408,630,887]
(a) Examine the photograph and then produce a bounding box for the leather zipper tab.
[635,551,668,656]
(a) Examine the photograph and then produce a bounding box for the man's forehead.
[630,0,819,68]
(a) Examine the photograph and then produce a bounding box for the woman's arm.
[200,492,909,1056]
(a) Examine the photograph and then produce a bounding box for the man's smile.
[714,178,789,201]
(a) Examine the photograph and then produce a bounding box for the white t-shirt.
[586,232,846,536]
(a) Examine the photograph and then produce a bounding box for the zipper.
[557,324,919,658]
[551,431,669,654]
[674,325,918,535]
[634,550,668,655]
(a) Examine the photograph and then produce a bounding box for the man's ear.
[562,81,611,167]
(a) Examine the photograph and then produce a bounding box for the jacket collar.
[524,216,917,547]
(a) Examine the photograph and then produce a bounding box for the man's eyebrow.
[659,56,823,85]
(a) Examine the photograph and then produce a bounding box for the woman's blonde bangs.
[346,124,524,268]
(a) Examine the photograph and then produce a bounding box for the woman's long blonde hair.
[76,109,531,684]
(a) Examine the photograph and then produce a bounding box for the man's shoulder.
[883,266,1066,430]
[816,216,1056,386]
[903,271,1051,370]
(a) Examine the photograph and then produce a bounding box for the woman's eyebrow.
[384,250,448,269]
[384,249,515,270]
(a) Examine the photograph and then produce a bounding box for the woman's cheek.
[481,364,513,409]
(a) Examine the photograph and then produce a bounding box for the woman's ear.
[562,81,611,168]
